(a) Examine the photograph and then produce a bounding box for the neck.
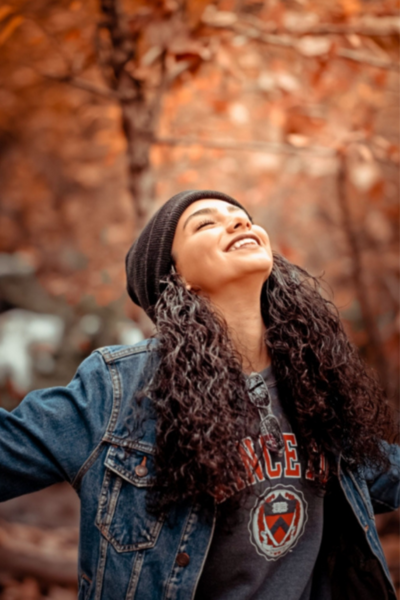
[207,278,270,375]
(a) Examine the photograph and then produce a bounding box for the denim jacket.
[0,339,399,600]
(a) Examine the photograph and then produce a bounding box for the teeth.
[229,238,258,251]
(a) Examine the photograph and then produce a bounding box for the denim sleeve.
[364,442,400,514]
[0,351,113,502]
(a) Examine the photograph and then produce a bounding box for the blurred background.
[0,0,399,598]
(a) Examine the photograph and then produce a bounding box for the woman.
[0,190,398,600]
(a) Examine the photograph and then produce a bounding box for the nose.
[226,213,252,232]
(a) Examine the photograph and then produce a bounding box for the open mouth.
[226,234,260,252]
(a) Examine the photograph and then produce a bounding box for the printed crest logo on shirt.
[248,485,308,560]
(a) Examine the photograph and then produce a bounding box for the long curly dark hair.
[139,252,396,514]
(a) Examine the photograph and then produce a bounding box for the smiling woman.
[171,198,273,373]
[0,190,398,600]
[172,199,272,289]
[124,189,398,599]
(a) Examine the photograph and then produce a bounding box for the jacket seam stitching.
[94,534,108,600]
[125,551,145,600]
[372,497,396,511]
[190,503,217,600]
[101,434,156,454]
[72,440,105,490]
[162,505,197,600]
[105,358,122,433]
[72,352,120,488]
[348,471,375,520]
[95,342,156,363]
[100,347,149,361]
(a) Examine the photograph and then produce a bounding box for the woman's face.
[172,199,273,295]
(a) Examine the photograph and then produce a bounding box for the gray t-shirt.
[195,365,326,600]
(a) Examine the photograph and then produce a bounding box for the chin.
[243,256,272,274]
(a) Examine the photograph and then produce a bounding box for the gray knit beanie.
[125,189,250,317]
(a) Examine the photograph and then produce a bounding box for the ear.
[171,262,191,291]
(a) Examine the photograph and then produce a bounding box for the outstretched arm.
[0,351,113,501]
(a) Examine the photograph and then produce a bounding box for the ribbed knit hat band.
[125,190,250,319]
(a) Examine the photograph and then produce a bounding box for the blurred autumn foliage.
[1,0,399,391]
[0,0,399,597]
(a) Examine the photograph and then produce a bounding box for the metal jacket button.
[135,456,148,477]
[176,552,190,567]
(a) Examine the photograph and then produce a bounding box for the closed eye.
[196,220,215,230]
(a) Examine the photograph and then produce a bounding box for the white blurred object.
[79,314,102,336]
[349,162,381,192]
[258,71,300,94]
[283,11,319,32]
[116,321,144,347]
[0,309,64,394]
[0,252,35,276]
[250,153,283,173]
[296,36,332,57]
[202,5,237,26]
[229,103,249,125]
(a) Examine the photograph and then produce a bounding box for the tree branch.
[38,71,120,100]
[296,23,400,35]
[93,21,115,90]
[336,48,398,71]
[238,13,400,36]
[152,135,336,157]
[203,14,399,71]
[150,49,168,126]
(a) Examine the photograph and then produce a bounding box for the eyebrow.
[183,206,251,230]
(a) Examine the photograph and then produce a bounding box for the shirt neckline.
[258,363,277,387]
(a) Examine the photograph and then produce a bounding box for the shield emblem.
[249,485,308,560]
[262,492,298,545]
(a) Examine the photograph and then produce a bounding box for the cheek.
[255,228,272,254]
[175,236,219,280]
[177,235,223,288]
[254,226,269,243]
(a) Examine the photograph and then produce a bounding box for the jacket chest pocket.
[95,444,163,553]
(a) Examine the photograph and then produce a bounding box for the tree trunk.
[99,0,160,233]
[337,153,389,393]
[121,99,156,231]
